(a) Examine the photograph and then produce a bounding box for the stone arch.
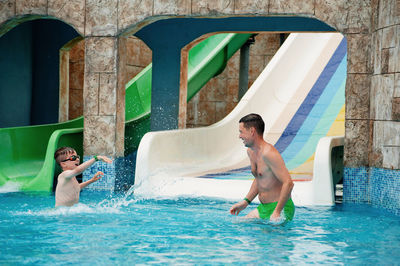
[127,15,339,131]
[0,17,81,126]
[0,0,85,37]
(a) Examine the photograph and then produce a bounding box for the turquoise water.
[1,190,399,265]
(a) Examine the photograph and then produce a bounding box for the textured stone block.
[226,52,240,79]
[269,0,314,14]
[154,0,191,15]
[69,61,84,90]
[227,78,239,103]
[99,73,117,116]
[138,41,152,66]
[0,1,15,23]
[370,74,395,120]
[234,0,268,14]
[344,119,369,167]
[16,0,47,15]
[84,115,116,156]
[69,40,85,62]
[216,101,236,122]
[48,0,85,35]
[370,0,379,31]
[118,0,153,33]
[126,37,141,66]
[85,37,117,73]
[83,72,100,116]
[395,25,400,72]
[186,97,197,125]
[372,30,382,75]
[69,88,83,119]
[196,102,216,125]
[382,25,396,48]
[315,0,371,33]
[382,146,400,169]
[126,37,152,67]
[383,121,400,145]
[371,120,384,167]
[387,47,396,73]
[248,55,265,80]
[191,0,234,15]
[378,0,399,29]
[86,0,117,36]
[347,33,370,74]
[126,65,145,81]
[199,78,227,102]
[346,74,370,119]
[251,33,280,56]
[394,73,400,97]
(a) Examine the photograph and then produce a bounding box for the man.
[230,113,295,222]
[54,146,113,207]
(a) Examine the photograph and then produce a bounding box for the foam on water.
[0,182,21,193]
[14,195,139,216]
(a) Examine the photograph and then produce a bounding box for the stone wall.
[369,0,400,170]
[66,36,152,120]
[343,0,400,215]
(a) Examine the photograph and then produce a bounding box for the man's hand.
[91,171,104,182]
[97,156,113,163]
[270,209,282,222]
[229,200,248,216]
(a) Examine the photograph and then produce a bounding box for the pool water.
[1,190,399,265]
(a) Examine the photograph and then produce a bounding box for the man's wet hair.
[239,113,265,135]
[54,147,76,164]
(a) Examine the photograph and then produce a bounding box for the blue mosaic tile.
[82,156,116,191]
[344,167,400,216]
[370,168,400,216]
[343,167,370,203]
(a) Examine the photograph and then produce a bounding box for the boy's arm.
[61,156,112,179]
[80,171,103,189]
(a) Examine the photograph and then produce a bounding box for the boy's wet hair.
[239,113,265,135]
[54,147,76,164]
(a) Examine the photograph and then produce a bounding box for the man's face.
[239,122,254,147]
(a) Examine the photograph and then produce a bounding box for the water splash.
[0,182,21,193]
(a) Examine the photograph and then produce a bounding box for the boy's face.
[60,151,80,169]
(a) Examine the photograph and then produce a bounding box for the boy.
[54,146,113,207]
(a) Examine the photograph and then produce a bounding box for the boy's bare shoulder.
[58,170,76,179]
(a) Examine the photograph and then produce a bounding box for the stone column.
[82,35,128,190]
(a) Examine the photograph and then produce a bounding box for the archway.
[133,16,337,131]
[0,19,80,127]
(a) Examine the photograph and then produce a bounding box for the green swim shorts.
[257,198,295,221]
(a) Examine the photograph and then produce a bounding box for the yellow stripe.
[326,104,345,136]
[289,104,345,178]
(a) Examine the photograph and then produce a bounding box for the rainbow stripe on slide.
[199,37,346,180]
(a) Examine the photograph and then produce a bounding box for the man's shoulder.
[262,143,281,161]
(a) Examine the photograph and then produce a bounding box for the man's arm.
[230,151,259,215]
[264,149,294,220]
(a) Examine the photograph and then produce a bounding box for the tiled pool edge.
[344,167,400,216]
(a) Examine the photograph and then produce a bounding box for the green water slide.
[0,33,252,191]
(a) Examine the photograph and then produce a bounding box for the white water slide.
[134,33,345,206]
